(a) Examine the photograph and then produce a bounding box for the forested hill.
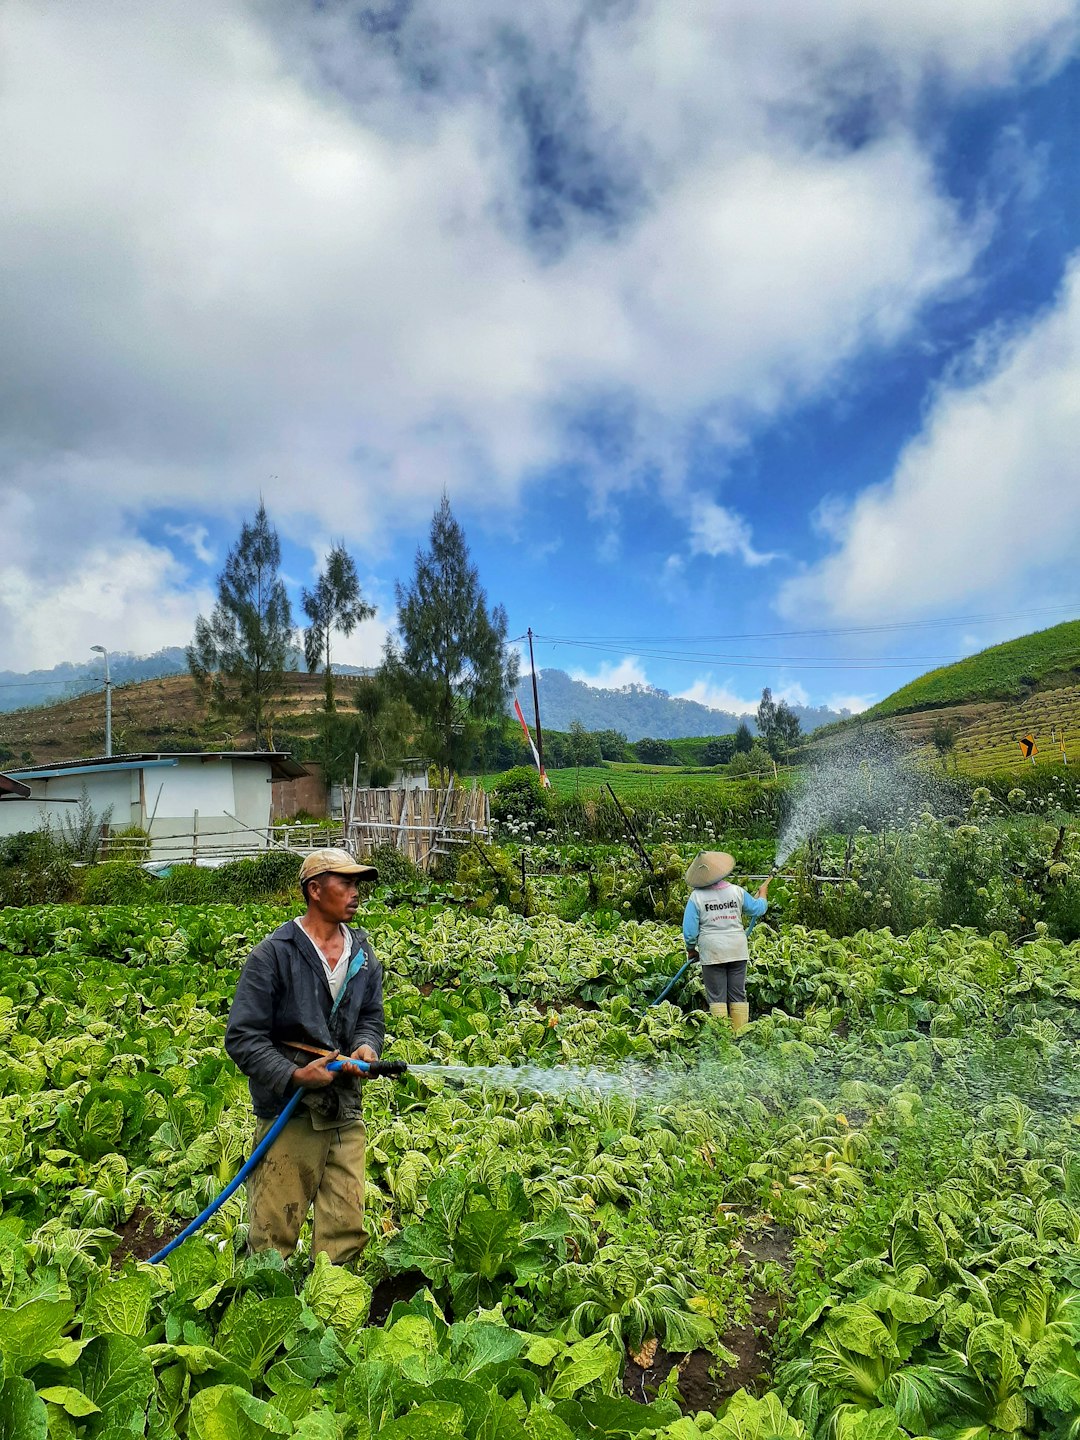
[528,669,844,740]
[0,648,189,713]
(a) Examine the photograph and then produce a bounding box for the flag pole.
[527,628,546,778]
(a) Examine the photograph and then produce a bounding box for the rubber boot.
[709,1002,728,1020]
[729,1002,750,1034]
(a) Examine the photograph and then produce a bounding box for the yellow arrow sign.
[1019,734,1037,759]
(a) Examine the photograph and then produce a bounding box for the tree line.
[186,497,800,786]
[187,496,517,783]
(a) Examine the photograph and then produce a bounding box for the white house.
[0,752,307,863]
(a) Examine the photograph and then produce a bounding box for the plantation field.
[3,901,1080,1437]
[483,765,780,799]
[817,684,1080,777]
[865,619,1080,718]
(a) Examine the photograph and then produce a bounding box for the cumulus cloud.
[688,502,776,567]
[1,0,1076,655]
[779,259,1080,620]
[570,657,650,689]
[677,680,759,715]
[827,693,874,715]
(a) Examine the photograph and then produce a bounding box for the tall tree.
[384,495,519,778]
[187,503,294,749]
[302,544,374,713]
[757,686,801,759]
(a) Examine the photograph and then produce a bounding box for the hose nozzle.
[327,1057,409,1078]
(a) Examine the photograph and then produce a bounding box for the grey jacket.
[224,919,385,1122]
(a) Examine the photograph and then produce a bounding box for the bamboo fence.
[346,786,490,871]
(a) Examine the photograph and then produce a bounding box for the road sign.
[1019,734,1037,761]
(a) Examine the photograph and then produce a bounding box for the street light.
[91,645,112,758]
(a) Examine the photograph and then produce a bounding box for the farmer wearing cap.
[225,847,384,1264]
[682,851,771,1032]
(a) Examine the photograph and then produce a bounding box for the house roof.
[8,752,308,782]
[0,772,32,801]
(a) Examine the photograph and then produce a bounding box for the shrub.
[102,824,152,863]
[81,861,156,905]
[728,743,772,778]
[213,850,304,901]
[490,767,551,830]
[155,864,222,904]
[0,829,77,906]
[363,843,421,889]
[701,736,736,766]
[633,738,678,765]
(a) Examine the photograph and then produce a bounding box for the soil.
[111,1205,177,1265]
[368,1269,428,1327]
[622,1219,794,1416]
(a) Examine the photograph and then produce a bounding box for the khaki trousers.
[247,1111,368,1264]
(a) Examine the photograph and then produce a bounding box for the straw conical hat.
[685,851,735,888]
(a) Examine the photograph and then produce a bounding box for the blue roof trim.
[13,759,180,781]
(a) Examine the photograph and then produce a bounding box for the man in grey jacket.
[225,848,385,1264]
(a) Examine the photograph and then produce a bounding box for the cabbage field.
[2,901,1080,1438]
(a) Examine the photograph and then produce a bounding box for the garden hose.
[147,1053,408,1265]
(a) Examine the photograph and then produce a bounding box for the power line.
[530,600,1078,647]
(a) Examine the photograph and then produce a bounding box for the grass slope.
[867,619,1080,717]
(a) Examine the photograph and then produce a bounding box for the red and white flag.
[513,695,550,787]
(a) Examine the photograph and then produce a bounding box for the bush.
[594,729,631,762]
[490,767,552,831]
[457,842,535,915]
[363,843,421,889]
[0,830,77,906]
[213,850,305,901]
[701,736,736,766]
[156,865,220,904]
[633,738,678,765]
[102,825,151,863]
[729,743,772,778]
[81,861,156,905]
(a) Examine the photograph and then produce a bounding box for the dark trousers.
[701,960,747,1005]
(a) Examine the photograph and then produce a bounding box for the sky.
[2,0,1079,717]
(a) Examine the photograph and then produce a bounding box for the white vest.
[690,882,750,966]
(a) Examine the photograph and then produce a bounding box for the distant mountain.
[521,669,845,740]
[0,647,189,713]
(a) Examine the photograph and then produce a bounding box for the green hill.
[867,620,1080,717]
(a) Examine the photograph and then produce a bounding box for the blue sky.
[2,1,1079,716]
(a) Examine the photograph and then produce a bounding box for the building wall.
[0,758,277,862]
[272,764,327,821]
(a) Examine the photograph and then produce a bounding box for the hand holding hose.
[293,1051,360,1087]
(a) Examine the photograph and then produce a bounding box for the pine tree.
[384,496,518,778]
[187,503,294,749]
[302,544,374,713]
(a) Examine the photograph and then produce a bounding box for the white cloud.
[570,657,650,689]
[779,258,1080,620]
[676,680,758,715]
[330,615,393,671]
[1,0,1075,654]
[164,523,215,565]
[0,529,214,670]
[826,693,874,715]
[688,502,776,567]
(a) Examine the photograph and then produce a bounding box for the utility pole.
[526,628,545,776]
[91,645,112,758]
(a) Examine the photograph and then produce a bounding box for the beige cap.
[298,847,379,886]
[685,851,736,888]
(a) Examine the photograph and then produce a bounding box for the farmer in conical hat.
[682,851,771,1032]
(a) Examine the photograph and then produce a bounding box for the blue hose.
[148,1057,373,1266]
